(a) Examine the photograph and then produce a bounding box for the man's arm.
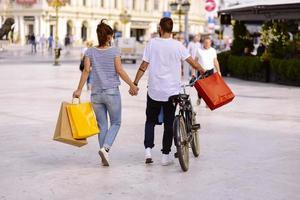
[214,58,221,76]
[185,56,205,75]
[133,61,149,86]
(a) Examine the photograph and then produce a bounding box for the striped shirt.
[85,47,121,93]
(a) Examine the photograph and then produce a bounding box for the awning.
[218,0,300,21]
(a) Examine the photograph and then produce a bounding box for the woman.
[73,19,138,166]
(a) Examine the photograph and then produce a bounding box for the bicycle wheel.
[173,115,189,172]
[191,112,200,157]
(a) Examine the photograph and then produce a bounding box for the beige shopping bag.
[53,102,88,147]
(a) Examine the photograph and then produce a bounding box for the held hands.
[129,84,139,96]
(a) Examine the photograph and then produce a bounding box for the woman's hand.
[73,89,82,98]
[129,85,139,96]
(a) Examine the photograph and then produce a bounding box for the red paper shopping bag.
[194,73,235,110]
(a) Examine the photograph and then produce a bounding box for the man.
[30,33,37,53]
[187,34,201,59]
[133,17,205,165]
[194,36,221,105]
[185,34,201,79]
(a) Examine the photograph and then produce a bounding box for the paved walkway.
[0,44,82,63]
[0,62,299,200]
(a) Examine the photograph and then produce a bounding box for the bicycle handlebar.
[182,74,203,88]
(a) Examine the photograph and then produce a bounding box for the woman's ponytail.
[96,19,114,47]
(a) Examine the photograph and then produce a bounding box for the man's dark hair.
[159,17,173,33]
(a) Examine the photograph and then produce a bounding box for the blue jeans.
[91,87,122,149]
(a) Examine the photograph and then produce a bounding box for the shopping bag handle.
[72,98,81,104]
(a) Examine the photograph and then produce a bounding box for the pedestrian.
[194,36,222,106]
[133,17,205,165]
[185,34,201,79]
[187,34,201,59]
[73,19,139,166]
[80,40,93,90]
[30,33,37,53]
[64,34,71,54]
[40,34,47,53]
[48,34,53,52]
[36,34,40,50]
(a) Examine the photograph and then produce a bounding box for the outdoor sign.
[163,11,171,18]
[205,0,217,12]
[16,0,37,5]
[205,0,219,34]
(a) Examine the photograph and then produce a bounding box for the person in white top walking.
[194,36,221,105]
[184,34,201,80]
[133,17,205,165]
[187,34,201,58]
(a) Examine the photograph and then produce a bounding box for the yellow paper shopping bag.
[66,99,100,139]
[53,102,88,147]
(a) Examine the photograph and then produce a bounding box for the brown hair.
[96,19,113,47]
[159,17,173,33]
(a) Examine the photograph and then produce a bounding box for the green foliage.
[217,51,231,75]
[227,55,264,79]
[261,21,295,59]
[270,58,300,84]
[231,21,253,55]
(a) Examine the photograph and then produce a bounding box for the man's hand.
[200,68,206,75]
[73,89,82,98]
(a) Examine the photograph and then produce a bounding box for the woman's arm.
[115,56,139,95]
[73,57,91,98]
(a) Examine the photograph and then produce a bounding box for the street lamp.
[48,0,67,66]
[170,0,191,41]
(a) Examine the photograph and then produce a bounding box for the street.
[0,59,299,200]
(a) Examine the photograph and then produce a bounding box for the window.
[115,0,118,8]
[154,0,159,10]
[83,0,86,6]
[100,0,104,7]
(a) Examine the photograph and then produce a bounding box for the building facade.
[0,0,207,45]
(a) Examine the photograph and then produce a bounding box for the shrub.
[270,58,300,85]
[217,51,231,75]
[227,55,266,81]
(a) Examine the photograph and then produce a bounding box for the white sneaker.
[145,148,153,164]
[161,154,174,166]
[98,148,109,166]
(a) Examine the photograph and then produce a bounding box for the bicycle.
[169,76,201,172]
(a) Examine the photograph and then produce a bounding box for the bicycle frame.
[174,85,196,143]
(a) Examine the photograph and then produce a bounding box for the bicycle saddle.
[169,94,189,103]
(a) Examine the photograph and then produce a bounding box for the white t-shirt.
[195,47,217,70]
[143,37,190,102]
[187,41,201,59]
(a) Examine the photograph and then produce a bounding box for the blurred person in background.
[40,34,47,53]
[186,34,201,79]
[80,40,94,90]
[48,34,53,52]
[30,33,37,53]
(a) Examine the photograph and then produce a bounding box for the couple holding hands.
[73,17,206,167]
